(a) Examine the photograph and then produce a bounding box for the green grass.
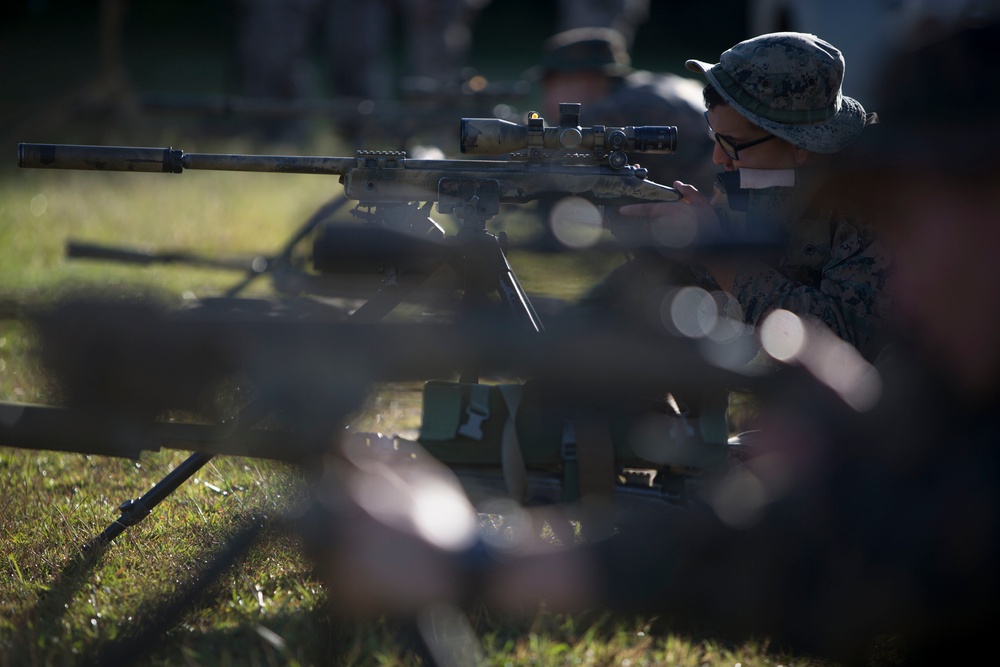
[0,139,822,667]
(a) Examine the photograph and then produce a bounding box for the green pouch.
[417,380,563,503]
[417,381,565,470]
[517,383,731,472]
[418,381,510,466]
[418,380,731,477]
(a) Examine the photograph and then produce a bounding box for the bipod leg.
[81,451,215,552]
[450,228,543,383]
[452,228,544,333]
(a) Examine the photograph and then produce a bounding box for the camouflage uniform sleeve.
[729,216,893,361]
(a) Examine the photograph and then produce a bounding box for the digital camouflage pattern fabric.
[714,171,893,363]
[686,32,868,154]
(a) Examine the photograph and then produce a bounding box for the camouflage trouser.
[236,0,326,100]
[234,0,492,144]
[326,0,492,100]
[236,0,492,101]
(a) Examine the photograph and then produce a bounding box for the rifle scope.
[461,104,676,163]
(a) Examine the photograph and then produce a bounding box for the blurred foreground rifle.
[0,296,763,542]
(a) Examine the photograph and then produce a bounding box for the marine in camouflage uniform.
[615,32,893,363]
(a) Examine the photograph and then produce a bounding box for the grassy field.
[0,132,825,667]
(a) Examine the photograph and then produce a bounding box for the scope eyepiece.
[631,126,676,153]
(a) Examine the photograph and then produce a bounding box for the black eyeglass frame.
[704,110,777,160]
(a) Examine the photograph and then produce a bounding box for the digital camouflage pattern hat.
[539,27,633,78]
[686,32,868,154]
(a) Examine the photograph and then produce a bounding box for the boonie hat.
[538,27,633,78]
[686,32,867,153]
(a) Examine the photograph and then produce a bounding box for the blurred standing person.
[322,0,395,102]
[326,0,494,102]
[325,0,495,151]
[233,0,493,144]
[235,0,325,101]
[234,0,326,141]
[556,0,650,47]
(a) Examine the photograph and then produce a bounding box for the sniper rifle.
[17,102,680,229]
[18,103,681,326]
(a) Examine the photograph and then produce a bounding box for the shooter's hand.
[615,180,726,249]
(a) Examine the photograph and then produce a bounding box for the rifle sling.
[497,384,527,503]
[570,414,616,538]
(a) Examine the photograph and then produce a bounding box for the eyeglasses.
[704,111,776,161]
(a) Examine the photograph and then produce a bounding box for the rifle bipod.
[81,451,215,552]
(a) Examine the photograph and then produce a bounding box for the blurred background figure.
[556,0,650,48]
[534,26,716,192]
[233,0,325,141]
[235,0,323,103]
[325,0,494,102]
[233,0,494,145]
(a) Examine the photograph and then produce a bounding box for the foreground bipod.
[81,451,216,552]
[78,390,278,552]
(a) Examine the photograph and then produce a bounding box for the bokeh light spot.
[548,196,605,249]
[760,309,806,361]
[30,193,48,217]
[466,75,487,92]
[666,286,717,338]
[411,480,478,551]
[649,209,697,248]
[492,103,515,120]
